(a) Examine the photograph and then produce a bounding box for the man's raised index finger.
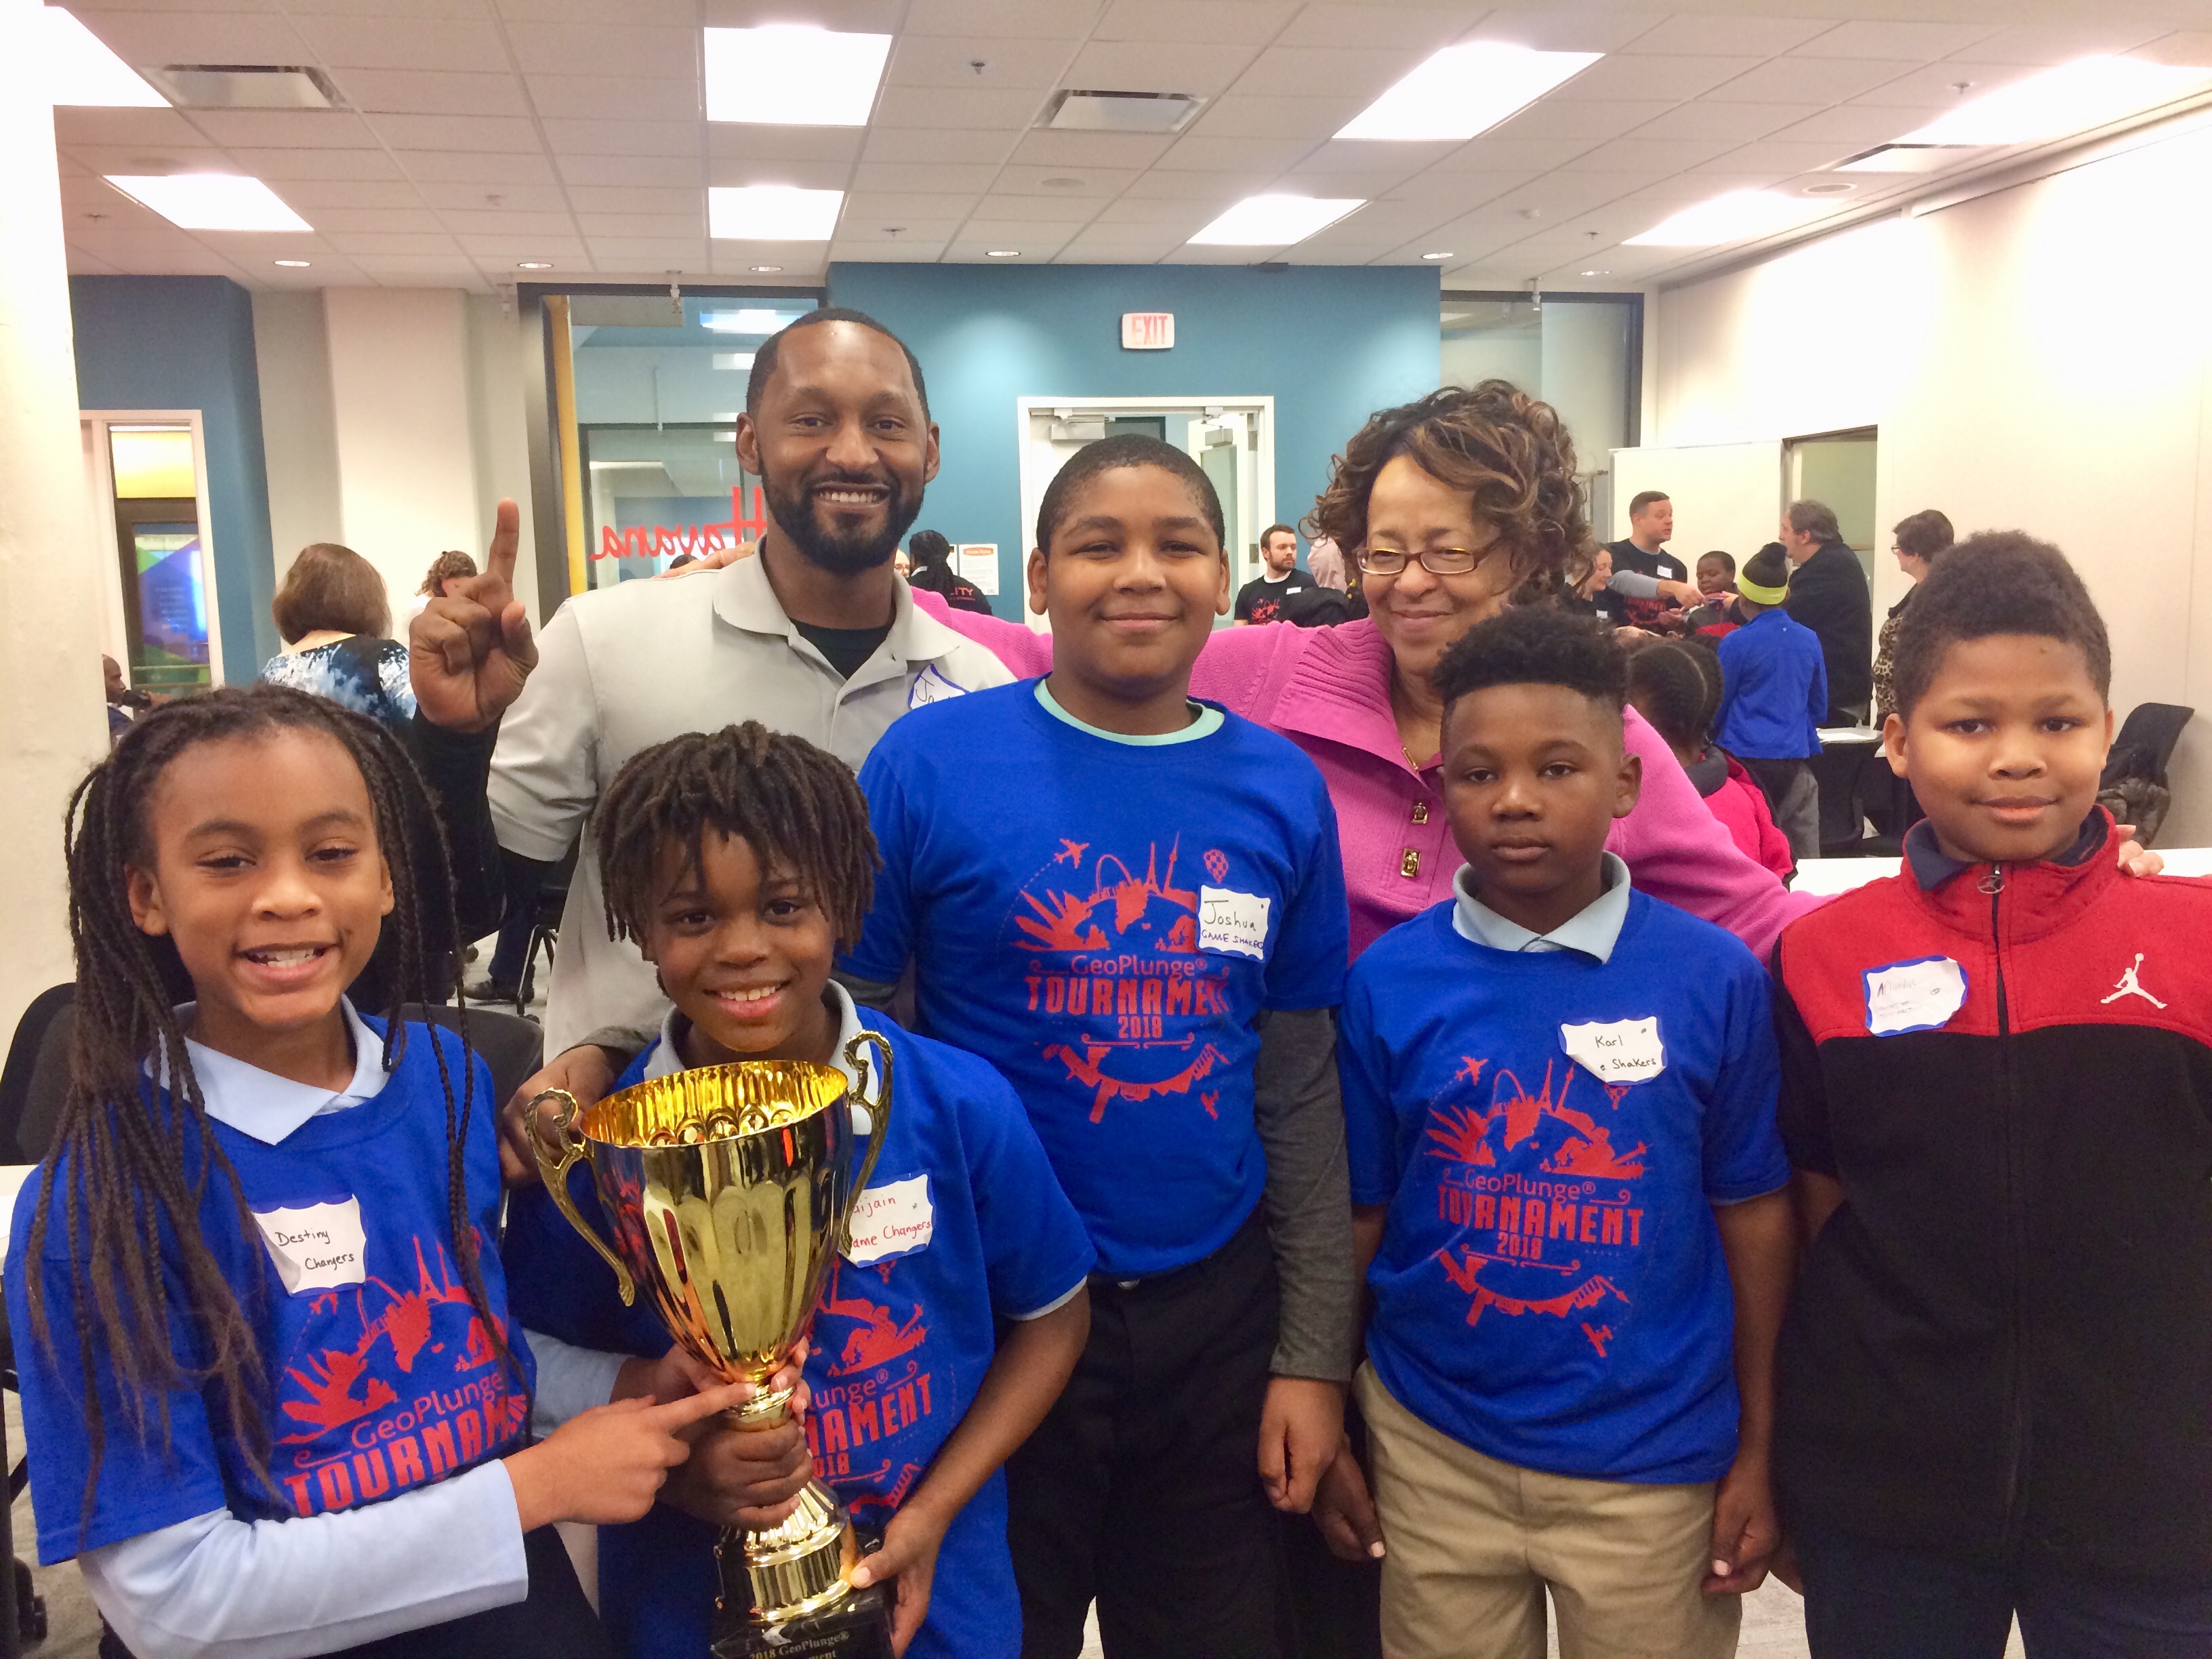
[485,497,520,589]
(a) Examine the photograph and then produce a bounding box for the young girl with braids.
[5,684,750,1659]
[502,720,1094,1659]
[1625,640,1795,882]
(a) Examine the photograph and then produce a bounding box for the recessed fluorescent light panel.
[1902,56,2212,146]
[43,9,167,107]
[1336,43,1599,142]
[1188,194,1364,247]
[708,186,842,241]
[106,174,311,232]
[703,26,890,126]
[1625,189,1828,247]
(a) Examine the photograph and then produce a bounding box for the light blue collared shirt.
[87,1003,531,1659]
[1452,852,1634,964]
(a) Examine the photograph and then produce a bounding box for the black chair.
[2108,702,2194,784]
[512,846,579,1017]
[401,1004,544,1111]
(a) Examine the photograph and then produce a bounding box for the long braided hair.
[595,722,878,951]
[28,684,521,1525]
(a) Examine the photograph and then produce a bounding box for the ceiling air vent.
[1044,89,1202,134]
[144,65,344,110]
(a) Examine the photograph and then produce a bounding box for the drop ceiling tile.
[558,152,702,186]
[1844,60,2039,109]
[1092,0,1297,45]
[346,255,488,274]
[63,143,220,178]
[325,230,468,253]
[1185,94,1357,140]
[556,184,692,214]
[851,161,1002,194]
[1055,229,1183,258]
[403,149,562,182]
[457,232,587,258]
[1688,137,1858,176]
[1092,194,1214,225]
[290,14,509,71]
[705,157,853,190]
[843,190,984,218]
[993,165,1139,196]
[836,222,964,246]
[286,0,494,20]
[1433,136,1607,171]
[1704,56,1919,102]
[1159,242,1272,264]
[1625,101,1806,142]
[703,236,832,268]
[1120,167,1271,199]
[874,85,1048,129]
[226,145,410,180]
[1383,169,1536,207]
[373,113,545,151]
[1769,105,1926,146]
[967,194,1097,224]
[1275,5,1473,52]
[1151,133,1314,173]
[333,68,535,117]
[1467,7,1679,54]
[1231,45,1425,102]
[1618,15,1837,56]
[188,110,380,148]
[1559,136,1742,171]
[495,0,695,21]
[584,237,709,264]
[2137,33,2212,68]
[1548,54,1764,103]
[1959,24,2168,65]
[438,207,579,234]
[699,0,901,28]
[901,0,1099,39]
[526,75,697,120]
[1061,39,1265,96]
[540,118,699,157]
[947,226,1078,258]
[415,179,567,210]
[53,107,209,148]
[706,127,865,162]
[828,240,945,261]
[1272,163,1419,195]
[886,35,1076,90]
[66,248,124,274]
[1005,129,1176,167]
[508,24,695,77]
[1790,20,2000,60]
[75,8,312,62]
[1486,97,1679,144]
[861,126,1012,163]
[306,206,450,232]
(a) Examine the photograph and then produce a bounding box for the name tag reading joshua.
[1199,886,1271,960]
[1561,1017,1666,1085]
[844,1174,935,1267]
[252,1197,367,1295]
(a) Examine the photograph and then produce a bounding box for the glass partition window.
[108,424,211,694]
[567,295,816,589]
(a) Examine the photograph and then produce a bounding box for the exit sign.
[1121,311,1174,350]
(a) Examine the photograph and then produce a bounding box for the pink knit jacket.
[912,600,1822,960]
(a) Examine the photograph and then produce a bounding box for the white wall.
[251,288,342,579]
[1652,115,2212,842]
[464,291,539,622]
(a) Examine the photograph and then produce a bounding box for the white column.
[0,0,109,1040]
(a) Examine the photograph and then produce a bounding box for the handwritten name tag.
[908,664,969,709]
[1561,1017,1666,1085]
[252,1197,367,1295]
[845,1174,935,1267]
[1864,956,1967,1036]
[1199,886,1271,960]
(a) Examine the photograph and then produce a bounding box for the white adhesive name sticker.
[1199,886,1271,960]
[844,1174,935,1267]
[908,664,970,708]
[1560,1017,1666,1085]
[252,1198,367,1295]
[1863,956,1968,1036]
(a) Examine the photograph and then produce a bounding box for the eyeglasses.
[1357,546,1490,576]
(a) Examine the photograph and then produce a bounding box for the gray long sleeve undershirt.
[1607,568,1663,598]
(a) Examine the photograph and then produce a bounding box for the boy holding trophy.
[504,721,1094,1658]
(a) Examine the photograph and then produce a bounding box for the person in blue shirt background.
[1715,543,1831,859]
[842,434,1354,1659]
[503,720,1093,1659]
[9,685,741,1659]
[1314,607,1795,1659]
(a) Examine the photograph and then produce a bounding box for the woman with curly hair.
[913,381,1818,960]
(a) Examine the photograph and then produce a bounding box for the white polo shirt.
[488,553,1011,1050]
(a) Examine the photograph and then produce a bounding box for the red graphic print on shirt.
[1423,1057,1649,1333]
[804,1263,937,1513]
[1011,836,1238,1124]
[273,1235,526,1517]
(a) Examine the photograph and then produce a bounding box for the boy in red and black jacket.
[1771,531,2212,1657]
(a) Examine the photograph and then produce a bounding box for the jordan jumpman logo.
[2101,954,2167,1009]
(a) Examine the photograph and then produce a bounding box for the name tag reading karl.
[1561,1017,1666,1085]
[844,1174,935,1267]
[252,1197,367,1295]
[1864,956,1968,1036]
[1199,886,1271,960]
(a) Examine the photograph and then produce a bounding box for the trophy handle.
[527,1088,637,1307]
[839,1031,895,1254]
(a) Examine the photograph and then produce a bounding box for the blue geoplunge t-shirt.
[7,1021,530,1563]
[845,680,1350,1277]
[501,1007,1095,1659]
[1341,893,1788,1484]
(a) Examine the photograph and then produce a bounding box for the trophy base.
[709,1579,896,1659]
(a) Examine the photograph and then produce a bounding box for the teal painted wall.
[828,264,1441,614]
[70,276,279,677]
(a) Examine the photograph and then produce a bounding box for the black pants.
[1007,1208,1288,1659]
[1798,1529,2212,1659]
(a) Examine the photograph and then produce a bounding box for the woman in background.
[259,541,415,731]
[901,527,994,615]
[1870,509,1953,720]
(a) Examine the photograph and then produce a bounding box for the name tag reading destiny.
[1559,1017,1667,1085]
[844,1174,935,1267]
[252,1197,369,1294]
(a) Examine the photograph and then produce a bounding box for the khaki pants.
[1357,1364,1740,1659]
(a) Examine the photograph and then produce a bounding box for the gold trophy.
[532,1033,897,1658]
